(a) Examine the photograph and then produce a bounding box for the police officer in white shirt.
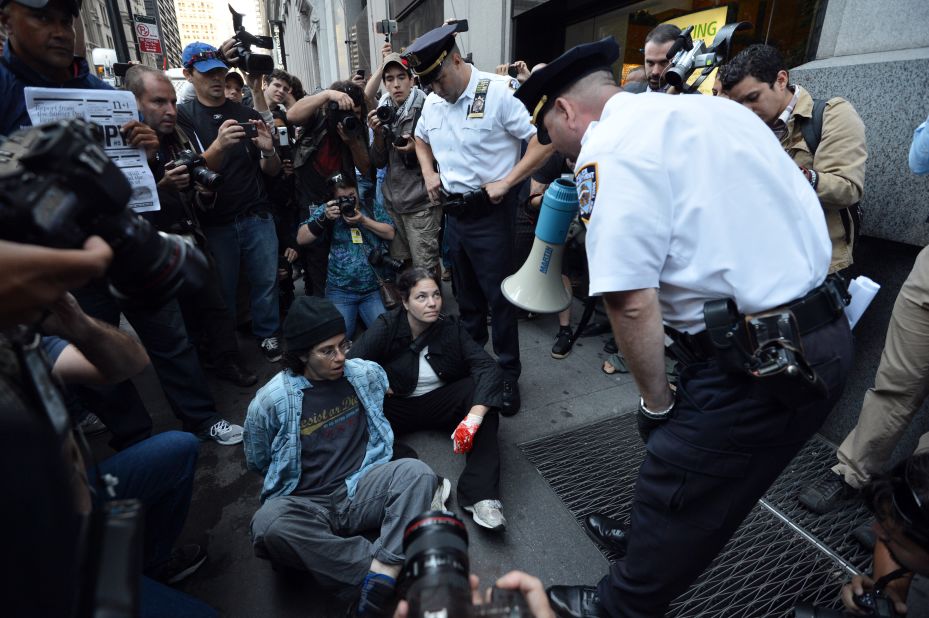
[404,22,552,416]
[515,37,854,617]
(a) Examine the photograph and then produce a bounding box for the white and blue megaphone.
[501,178,578,313]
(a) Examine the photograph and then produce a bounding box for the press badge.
[468,79,491,119]
[350,228,363,244]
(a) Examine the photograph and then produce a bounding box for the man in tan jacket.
[722,44,867,273]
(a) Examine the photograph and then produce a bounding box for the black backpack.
[795,98,862,245]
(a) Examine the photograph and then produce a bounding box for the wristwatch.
[259,148,277,159]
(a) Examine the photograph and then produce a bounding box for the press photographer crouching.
[0,119,215,616]
[794,453,929,617]
[124,64,258,390]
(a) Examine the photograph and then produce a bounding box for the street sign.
[134,15,162,55]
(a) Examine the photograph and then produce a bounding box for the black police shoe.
[797,471,859,514]
[547,585,607,618]
[583,513,628,556]
[216,360,258,387]
[501,380,521,416]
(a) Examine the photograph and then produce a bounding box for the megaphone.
[502,178,578,313]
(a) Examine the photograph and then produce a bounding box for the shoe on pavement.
[431,477,452,511]
[551,326,574,359]
[78,413,108,436]
[798,471,859,514]
[149,543,208,584]
[501,380,521,417]
[216,360,258,387]
[583,513,629,556]
[464,499,506,531]
[547,585,607,618]
[199,419,244,446]
[261,336,282,363]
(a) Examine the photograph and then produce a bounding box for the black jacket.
[349,308,502,409]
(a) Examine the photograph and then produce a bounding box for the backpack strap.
[797,97,828,156]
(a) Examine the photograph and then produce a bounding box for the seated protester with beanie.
[244,295,437,616]
[349,267,507,531]
[296,173,396,338]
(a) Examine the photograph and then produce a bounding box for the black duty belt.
[679,275,849,362]
[440,188,492,219]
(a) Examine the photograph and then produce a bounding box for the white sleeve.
[583,146,673,295]
[500,86,536,141]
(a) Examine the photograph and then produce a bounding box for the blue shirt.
[243,358,394,504]
[306,199,394,293]
[1,42,112,136]
[910,114,929,176]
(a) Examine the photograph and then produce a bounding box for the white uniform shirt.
[581,92,831,334]
[415,67,536,194]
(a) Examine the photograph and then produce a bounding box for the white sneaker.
[206,419,243,446]
[464,499,506,531]
[431,477,452,511]
[260,336,282,363]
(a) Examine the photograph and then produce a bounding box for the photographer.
[368,52,441,274]
[296,173,395,338]
[286,79,371,296]
[643,24,681,93]
[177,41,285,364]
[263,68,293,112]
[124,64,258,390]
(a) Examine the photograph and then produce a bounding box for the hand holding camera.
[216,119,248,150]
[158,164,191,192]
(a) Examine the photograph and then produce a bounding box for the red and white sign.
[134,16,162,55]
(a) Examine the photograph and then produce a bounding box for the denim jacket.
[243,358,393,504]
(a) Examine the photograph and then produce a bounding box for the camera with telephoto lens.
[793,589,902,618]
[400,511,531,617]
[368,247,404,272]
[376,104,397,124]
[327,101,361,134]
[229,4,274,74]
[663,21,751,93]
[337,194,357,218]
[169,149,223,191]
[0,118,209,307]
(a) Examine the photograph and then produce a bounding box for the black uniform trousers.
[383,377,501,506]
[178,254,240,365]
[598,316,854,617]
[444,189,521,380]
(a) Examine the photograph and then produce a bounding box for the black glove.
[636,395,674,444]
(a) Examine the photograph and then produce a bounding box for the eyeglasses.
[314,339,352,360]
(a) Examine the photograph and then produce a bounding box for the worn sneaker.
[431,477,452,511]
[149,543,207,584]
[261,336,282,363]
[551,326,574,359]
[798,471,859,514]
[464,499,507,531]
[78,413,108,436]
[200,419,244,446]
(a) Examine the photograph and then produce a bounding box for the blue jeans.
[325,286,386,339]
[203,213,280,338]
[93,431,200,571]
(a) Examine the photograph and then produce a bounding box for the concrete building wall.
[792,0,929,247]
[266,0,350,91]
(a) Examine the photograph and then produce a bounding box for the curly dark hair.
[863,453,929,545]
[719,44,786,91]
[396,266,441,301]
[266,69,293,88]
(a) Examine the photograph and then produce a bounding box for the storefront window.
[390,0,444,52]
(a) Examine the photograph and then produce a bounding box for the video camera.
[663,21,750,93]
[229,4,274,74]
[399,511,531,617]
[0,119,209,306]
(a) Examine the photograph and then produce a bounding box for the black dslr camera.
[337,194,357,217]
[327,100,361,134]
[229,4,274,74]
[400,511,530,617]
[793,589,901,617]
[368,247,404,272]
[663,21,751,93]
[168,149,223,190]
[0,119,209,306]
[376,104,397,124]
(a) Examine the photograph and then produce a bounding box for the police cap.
[402,21,467,85]
[515,36,619,144]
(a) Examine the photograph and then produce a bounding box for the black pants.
[598,317,854,617]
[178,254,239,365]
[384,377,501,506]
[445,190,520,380]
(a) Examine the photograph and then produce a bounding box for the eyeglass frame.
[312,339,352,361]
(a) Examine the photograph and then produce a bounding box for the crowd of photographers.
[3,0,929,614]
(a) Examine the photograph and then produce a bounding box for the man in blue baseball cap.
[176,40,286,364]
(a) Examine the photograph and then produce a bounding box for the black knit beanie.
[283,296,346,353]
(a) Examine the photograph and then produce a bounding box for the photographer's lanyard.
[17,330,71,437]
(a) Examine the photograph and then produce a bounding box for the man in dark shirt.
[176,41,284,363]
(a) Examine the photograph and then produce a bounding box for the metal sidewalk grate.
[520,415,871,617]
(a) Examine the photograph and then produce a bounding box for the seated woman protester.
[297,173,395,338]
[348,267,508,531]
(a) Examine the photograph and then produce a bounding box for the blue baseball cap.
[182,42,228,73]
